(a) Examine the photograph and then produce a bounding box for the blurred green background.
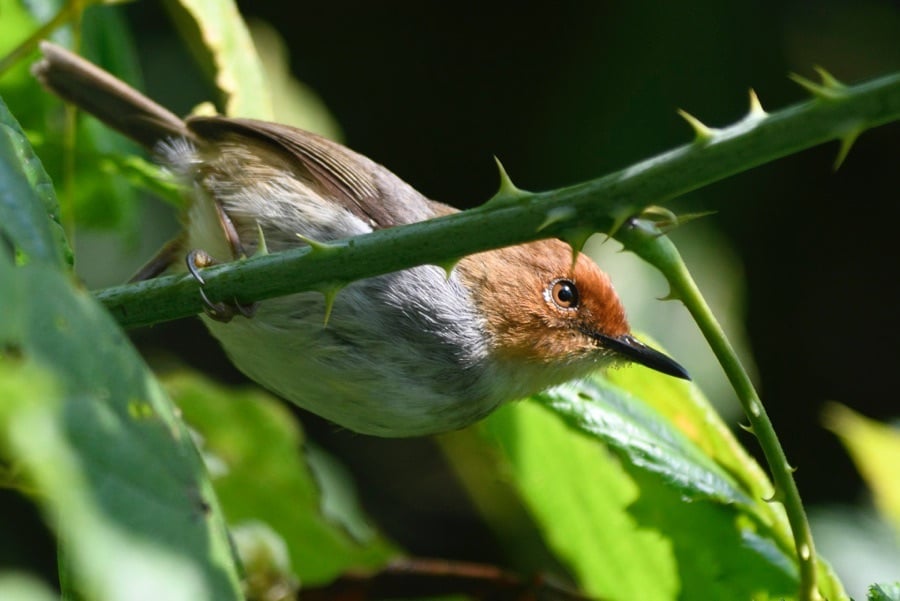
[2,0,899,598]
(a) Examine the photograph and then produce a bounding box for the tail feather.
[32,41,191,149]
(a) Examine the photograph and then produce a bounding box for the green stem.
[94,70,900,329]
[617,218,820,601]
[61,1,84,256]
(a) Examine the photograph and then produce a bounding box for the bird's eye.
[549,279,579,310]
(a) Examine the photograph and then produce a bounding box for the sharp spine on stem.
[789,67,846,100]
[296,233,338,253]
[747,89,767,118]
[677,109,717,143]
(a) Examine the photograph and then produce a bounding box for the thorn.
[737,421,755,434]
[254,222,269,257]
[537,206,577,232]
[607,210,632,239]
[436,258,460,279]
[789,70,845,100]
[640,206,680,230]
[677,109,716,143]
[296,233,337,253]
[657,288,681,302]
[649,209,716,233]
[494,156,518,194]
[635,206,715,234]
[488,156,529,202]
[560,229,593,268]
[789,73,825,97]
[320,284,343,327]
[674,210,717,224]
[814,65,845,90]
[763,488,785,504]
[747,89,767,118]
[833,127,862,170]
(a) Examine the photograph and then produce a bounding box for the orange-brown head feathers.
[457,239,689,380]
[457,240,625,362]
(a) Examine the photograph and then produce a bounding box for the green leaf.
[0,106,242,599]
[0,94,70,268]
[460,400,679,600]
[163,0,273,119]
[605,354,775,503]
[869,582,900,601]
[443,370,803,600]
[0,259,243,600]
[536,376,755,507]
[0,573,58,601]
[824,403,900,535]
[164,371,399,585]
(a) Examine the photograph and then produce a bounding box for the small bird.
[33,42,688,437]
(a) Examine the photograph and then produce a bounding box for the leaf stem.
[616,218,820,601]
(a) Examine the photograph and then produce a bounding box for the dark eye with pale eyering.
[548,278,579,310]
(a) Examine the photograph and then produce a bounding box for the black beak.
[596,333,690,380]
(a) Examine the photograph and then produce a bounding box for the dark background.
[3,0,898,590]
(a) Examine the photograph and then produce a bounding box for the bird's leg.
[185,248,258,323]
[184,199,260,323]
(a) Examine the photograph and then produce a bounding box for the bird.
[33,41,688,437]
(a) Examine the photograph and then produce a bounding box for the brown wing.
[186,117,438,229]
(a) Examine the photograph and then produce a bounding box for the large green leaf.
[536,376,755,507]
[164,372,399,586]
[0,92,242,601]
[608,351,849,600]
[455,400,679,600]
[442,367,803,600]
[606,357,775,503]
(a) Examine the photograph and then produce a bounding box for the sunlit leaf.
[869,582,900,601]
[536,376,754,507]
[461,400,678,600]
[163,0,272,119]
[824,403,900,534]
[606,356,774,502]
[443,369,806,600]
